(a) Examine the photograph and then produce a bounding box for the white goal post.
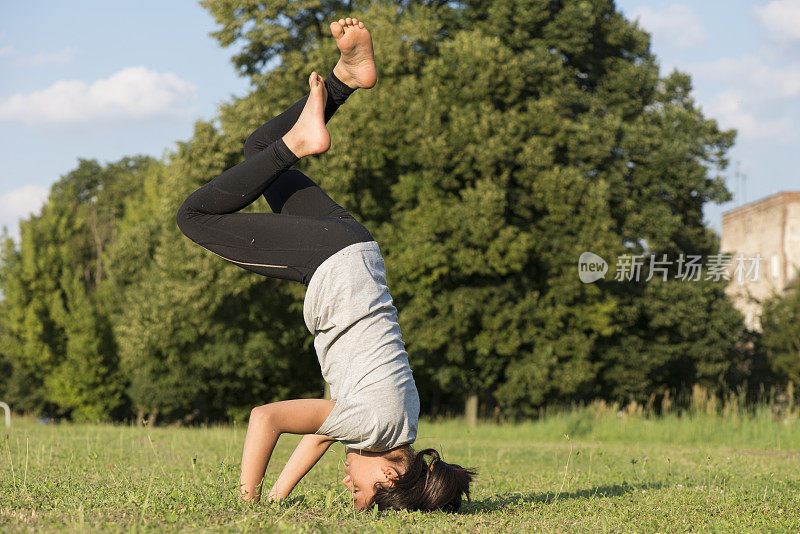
[0,402,9,427]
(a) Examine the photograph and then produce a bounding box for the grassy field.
[2,405,800,532]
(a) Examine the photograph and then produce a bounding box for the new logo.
[578,252,608,283]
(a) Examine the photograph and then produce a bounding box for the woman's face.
[342,449,398,509]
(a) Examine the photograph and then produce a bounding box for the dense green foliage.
[0,0,783,423]
[761,284,800,386]
[2,410,800,530]
[0,158,153,420]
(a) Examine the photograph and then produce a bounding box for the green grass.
[2,406,800,532]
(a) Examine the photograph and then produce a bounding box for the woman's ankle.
[281,130,305,159]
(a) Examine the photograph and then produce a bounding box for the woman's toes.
[346,17,352,25]
[330,21,344,38]
[352,18,358,25]
[358,21,365,29]
[338,18,345,26]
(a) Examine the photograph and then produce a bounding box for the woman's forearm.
[239,407,282,502]
[268,434,335,501]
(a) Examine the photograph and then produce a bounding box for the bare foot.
[282,72,331,158]
[330,17,377,89]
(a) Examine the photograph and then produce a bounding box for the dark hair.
[372,447,476,512]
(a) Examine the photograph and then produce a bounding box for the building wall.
[785,201,800,283]
[720,192,800,330]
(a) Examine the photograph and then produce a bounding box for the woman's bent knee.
[176,199,200,238]
[243,132,263,160]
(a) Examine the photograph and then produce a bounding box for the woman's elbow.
[249,405,275,426]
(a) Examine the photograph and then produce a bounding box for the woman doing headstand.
[176,18,475,512]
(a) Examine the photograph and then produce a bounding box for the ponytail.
[372,447,477,512]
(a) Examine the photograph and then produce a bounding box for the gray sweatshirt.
[303,240,420,451]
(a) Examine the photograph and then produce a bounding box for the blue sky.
[0,1,798,241]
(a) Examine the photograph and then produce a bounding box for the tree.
[761,286,800,386]
[1,0,750,422]
[0,157,154,420]
[201,0,744,417]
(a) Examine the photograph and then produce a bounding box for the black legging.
[176,71,374,286]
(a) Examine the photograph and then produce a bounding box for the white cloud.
[0,45,15,57]
[0,67,197,124]
[754,0,800,43]
[685,54,800,142]
[695,55,800,100]
[631,4,708,48]
[0,185,49,242]
[703,89,796,142]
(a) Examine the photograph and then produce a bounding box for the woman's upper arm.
[259,399,336,435]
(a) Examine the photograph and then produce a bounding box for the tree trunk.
[492,405,501,424]
[136,409,145,427]
[465,394,479,427]
[148,408,159,427]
